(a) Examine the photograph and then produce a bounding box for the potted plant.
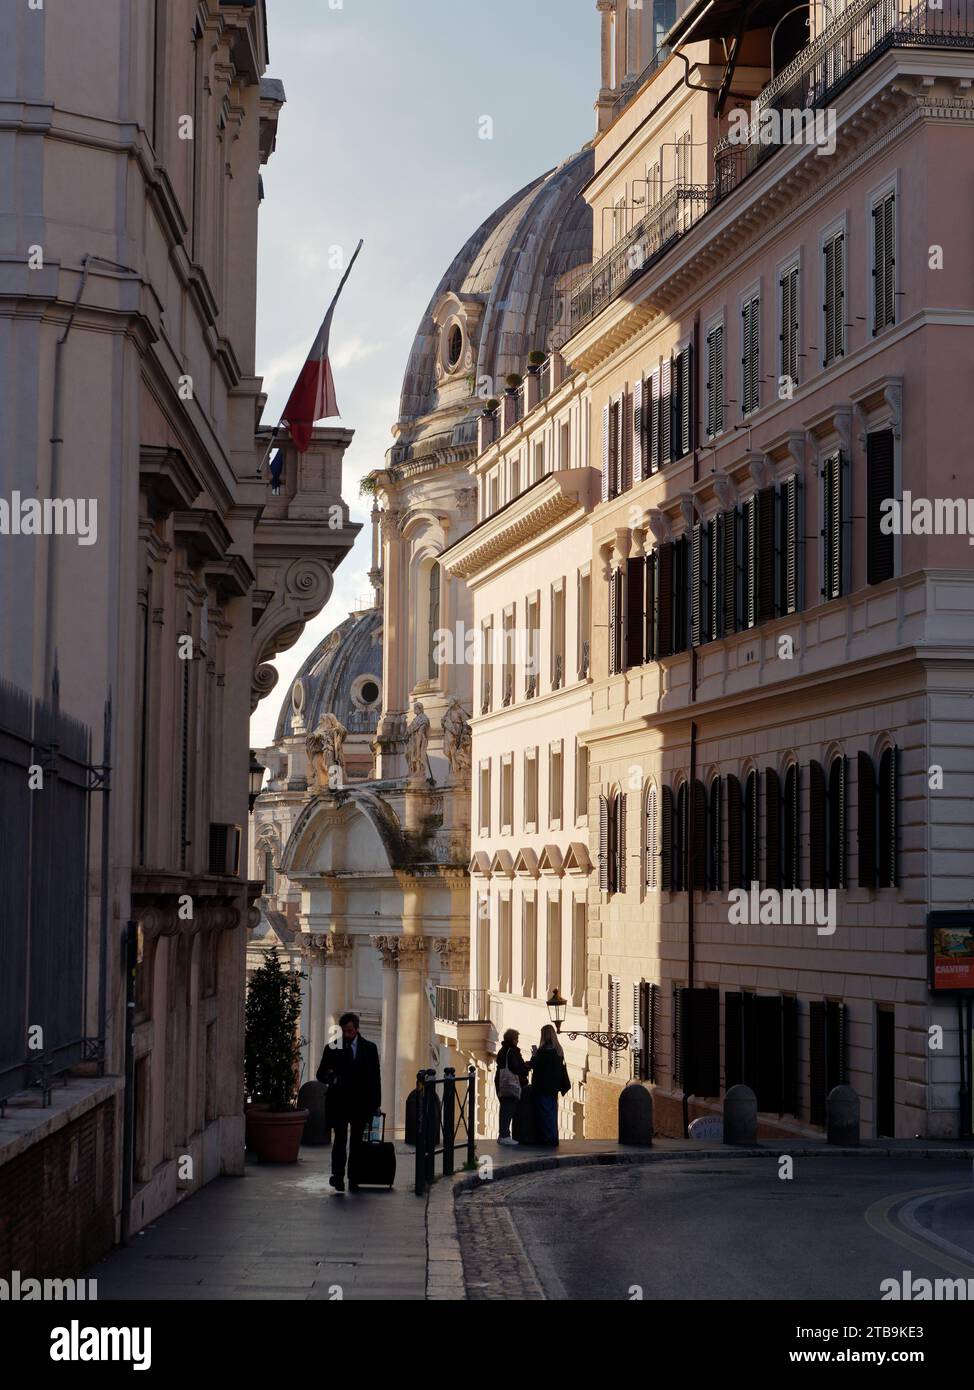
[483,397,500,415]
[505,373,522,393]
[244,947,308,1162]
[527,350,545,375]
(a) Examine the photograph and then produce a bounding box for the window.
[823,229,845,365]
[546,896,562,995]
[744,487,777,629]
[707,776,722,891]
[647,159,662,208]
[783,764,801,890]
[626,553,646,668]
[673,986,720,1095]
[599,790,627,894]
[522,897,538,997]
[779,261,800,388]
[822,451,848,601]
[498,897,512,992]
[525,594,540,697]
[690,521,710,647]
[481,621,493,713]
[489,474,499,514]
[577,569,591,678]
[551,582,566,690]
[858,747,899,889]
[675,130,692,230]
[425,562,441,680]
[633,980,660,1082]
[447,324,463,368]
[744,770,760,886]
[476,894,490,992]
[809,1000,848,1125]
[502,606,516,707]
[878,746,899,889]
[706,321,724,438]
[524,750,539,829]
[866,430,895,585]
[741,292,760,416]
[571,900,587,1008]
[872,189,896,334]
[726,773,744,890]
[560,419,571,468]
[725,993,799,1115]
[501,756,514,832]
[549,743,564,827]
[601,398,621,501]
[511,456,520,498]
[672,343,693,458]
[575,741,589,822]
[608,566,625,675]
[780,474,802,615]
[673,782,689,892]
[765,767,782,891]
[535,439,546,479]
[479,761,491,835]
[608,973,622,1072]
[827,755,847,889]
[645,784,658,890]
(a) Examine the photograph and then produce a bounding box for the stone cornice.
[441,470,596,581]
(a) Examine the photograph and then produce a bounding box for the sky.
[249,0,596,746]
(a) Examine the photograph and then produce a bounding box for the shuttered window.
[632,378,644,484]
[620,393,631,494]
[725,993,799,1114]
[741,293,760,416]
[809,760,827,889]
[821,451,845,602]
[720,507,741,637]
[626,555,646,669]
[601,403,611,503]
[674,782,689,893]
[616,792,627,894]
[827,755,848,891]
[645,784,658,890]
[660,784,674,892]
[659,358,672,465]
[634,981,660,1083]
[706,322,724,438]
[673,534,690,655]
[598,793,609,892]
[878,746,899,888]
[872,190,896,334]
[707,775,722,891]
[657,543,674,660]
[602,398,623,501]
[779,262,800,387]
[858,750,878,890]
[783,763,800,890]
[674,986,720,1096]
[758,486,777,623]
[809,1000,848,1126]
[727,773,744,890]
[649,369,661,474]
[609,567,624,675]
[744,769,760,887]
[672,344,693,458]
[823,229,845,365]
[765,767,782,892]
[645,549,657,663]
[608,974,621,1072]
[744,494,758,629]
[690,521,709,647]
[866,430,895,585]
[691,779,707,891]
[780,473,802,615]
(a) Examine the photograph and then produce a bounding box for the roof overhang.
[664,0,801,47]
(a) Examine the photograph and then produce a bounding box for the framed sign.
[928,912,974,993]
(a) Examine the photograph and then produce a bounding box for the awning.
[664,0,804,47]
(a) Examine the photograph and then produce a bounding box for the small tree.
[244,948,305,1111]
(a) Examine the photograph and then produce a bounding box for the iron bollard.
[442,1068,456,1176]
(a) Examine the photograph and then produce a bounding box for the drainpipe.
[683,718,699,1137]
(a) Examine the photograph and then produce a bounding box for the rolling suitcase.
[348,1112,396,1189]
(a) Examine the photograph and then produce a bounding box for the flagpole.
[256,423,283,477]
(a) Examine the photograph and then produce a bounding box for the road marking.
[865,1183,974,1278]
[899,1191,974,1266]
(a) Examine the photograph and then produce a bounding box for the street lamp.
[546,987,632,1054]
[248,750,265,813]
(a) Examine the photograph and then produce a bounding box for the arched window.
[827,755,848,889]
[707,775,722,891]
[426,561,441,680]
[744,769,760,887]
[674,781,689,892]
[599,789,627,895]
[783,764,800,890]
[878,746,899,888]
[645,784,658,890]
[263,847,276,897]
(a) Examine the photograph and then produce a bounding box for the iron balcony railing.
[434,986,490,1024]
[571,0,974,337]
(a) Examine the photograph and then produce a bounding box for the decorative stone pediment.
[538,844,564,877]
[563,842,593,876]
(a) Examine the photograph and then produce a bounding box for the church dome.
[274,606,383,742]
[393,144,594,455]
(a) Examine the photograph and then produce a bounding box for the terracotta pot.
[246,1108,309,1163]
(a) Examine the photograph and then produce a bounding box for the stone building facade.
[0,0,356,1272]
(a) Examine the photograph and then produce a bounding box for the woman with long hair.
[529,1024,570,1146]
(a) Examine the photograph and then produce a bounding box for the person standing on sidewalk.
[495,1028,529,1146]
[316,1012,380,1192]
[529,1025,570,1147]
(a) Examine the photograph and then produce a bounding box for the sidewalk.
[90,1141,427,1301]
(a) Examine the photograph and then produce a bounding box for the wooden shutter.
[620,394,631,494]
[783,763,800,890]
[781,996,799,1116]
[706,322,724,438]
[626,555,645,669]
[617,793,627,894]
[866,430,895,585]
[661,785,674,891]
[744,494,757,628]
[644,549,657,662]
[657,542,674,659]
[742,295,759,414]
[828,755,847,890]
[598,794,609,892]
[744,770,759,886]
[708,775,722,891]
[672,985,683,1084]
[607,792,618,894]
[726,773,743,890]
[691,779,707,891]
[645,785,658,889]
[676,783,688,892]
[809,760,827,889]
[649,369,660,473]
[690,522,703,647]
[725,992,743,1091]
[873,192,895,333]
[878,746,898,888]
[824,231,845,364]
[858,751,877,889]
[722,507,739,636]
[758,486,777,622]
[632,378,644,484]
[684,988,720,1096]
[601,403,610,502]
[609,568,624,675]
[678,344,693,456]
[822,452,843,601]
[659,358,672,464]
[765,767,782,892]
[673,534,689,654]
[780,264,799,384]
[754,995,784,1113]
[781,473,801,615]
[810,999,850,1127]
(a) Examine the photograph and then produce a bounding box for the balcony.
[569,0,974,337]
[434,986,490,1024]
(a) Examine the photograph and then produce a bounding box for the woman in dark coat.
[529,1024,570,1146]
[495,1028,529,1146]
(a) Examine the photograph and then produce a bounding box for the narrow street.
[458,1157,974,1301]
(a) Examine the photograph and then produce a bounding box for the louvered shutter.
[706,327,717,438]
[690,522,703,647]
[657,542,674,659]
[660,358,672,465]
[677,345,693,456]
[824,232,845,364]
[754,995,784,1113]
[745,770,759,886]
[632,378,644,484]
[758,486,777,622]
[598,793,609,892]
[674,534,690,654]
[709,775,722,891]
[609,568,624,675]
[626,555,645,669]
[781,473,800,615]
[822,452,842,600]
[823,235,836,365]
[765,767,782,891]
[684,988,720,1096]
[601,403,610,502]
[858,751,878,889]
[722,507,739,636]
[745,494,758,628]
[645,785,658,889]
[873,193,895,333]
[645,549,657,662]
[661,785,674,891]
[742,295,759,414]
[725,992,743,1090]
[780,264,799,384]
[649,369,661,473]
[784,763,800,890]
[692,779,707,891]
[879,746,898,888]
[866,430,895,585]
[727,773,743,890]
[809,761,827,889]
[617,793,628,894]
[710,519,721,640]
[620,395,631,493]
[829,755,847,890]
[672,985,683,1084]
[781,996,799,1116]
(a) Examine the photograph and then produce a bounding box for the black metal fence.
[414,1066,476,1196]
[433,986,489,1024]
[0,678,98,1104]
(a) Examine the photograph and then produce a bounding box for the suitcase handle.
[363,1111,386,1143]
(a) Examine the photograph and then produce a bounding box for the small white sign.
[688,1116,723,1141]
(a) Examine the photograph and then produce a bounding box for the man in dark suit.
[316,1011,381,1192]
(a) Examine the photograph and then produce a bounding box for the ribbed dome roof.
[274,607,383,742]
[397,145,594,431]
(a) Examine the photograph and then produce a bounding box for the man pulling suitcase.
[316,1011,382,1192]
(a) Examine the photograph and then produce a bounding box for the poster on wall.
[928,912,974,993]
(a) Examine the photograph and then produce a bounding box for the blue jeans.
[536,1093,558,1144]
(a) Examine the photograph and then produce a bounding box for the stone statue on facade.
[441,699,472,778]
[406,701,431,781]
[305,712,347,792]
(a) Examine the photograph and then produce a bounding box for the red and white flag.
[281,239,363,452]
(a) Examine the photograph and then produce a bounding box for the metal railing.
[571,0,974,336]
[610,44,672,118]
[414,1066,477,1195]
[434,986,490,1024]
